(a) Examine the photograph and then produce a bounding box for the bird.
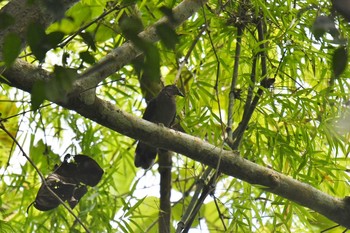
[134,85,184,169]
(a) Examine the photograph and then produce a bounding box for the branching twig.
[257,18,267,78]
[176,168,212,233]
[78,0,209,85]
[182,172,217,233]
[227,26,244,140]
[230,12,273,149]
[58,3,127,48]
[176,7,227,232]
[174,25,207,84]
[158,150,173,233]
[242,53,258,122]
[213,195,227,231]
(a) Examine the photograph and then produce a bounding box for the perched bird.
[135,85,184,169]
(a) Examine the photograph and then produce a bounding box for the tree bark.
[158,150,173,233]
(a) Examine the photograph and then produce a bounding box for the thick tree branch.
[3,62,350,229]
[78,0,208,87]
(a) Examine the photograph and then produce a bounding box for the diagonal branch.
[3,61,350,229]
[77,0,209,86]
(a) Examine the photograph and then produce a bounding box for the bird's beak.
[177,89,184,97]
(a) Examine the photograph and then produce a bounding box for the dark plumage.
[134,85,184,169]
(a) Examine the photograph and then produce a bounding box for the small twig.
[257,17,267,78]
[227,26,244,140]
[58,3,127,48]
[320,224,340,233]
[231,77,275,149]
[0,122,91,233]
[230,53,258,147]
[174,25,206,84]
[242,53,258,122]
[213,195,227,231]
[176,168,212,233]
[182,172,217,233]
[230,13,275,149]
[0,103,52,122]
[206,25,225,136]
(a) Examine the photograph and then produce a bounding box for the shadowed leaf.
[2,33,21,66]
[332,46,348,78]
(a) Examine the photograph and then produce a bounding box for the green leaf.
[332,46,348,78]
[31,80,46,111]
[52,65,77,91]
[0,220,15,233]
[143,43,160,81]
[120,16,144,40]
[2,33,21,66]
[27,23,64,61]
[80,32,96,51]
[156,23,178,50]
[46,31,64,47]
[26,23,47,61]
[121,0,139,5]
[79,51,96,64]
[29,139,59,174]
[0,13,15,29]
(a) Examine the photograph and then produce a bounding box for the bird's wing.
[142,97,157,121]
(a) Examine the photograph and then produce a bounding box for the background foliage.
[1,0,350,232]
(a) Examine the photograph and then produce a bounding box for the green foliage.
[31,66,77,110]
[0,95,19,166]
[2,33,21,66]
[0,220,15,233]
[2,0,350,232]
[26,23,64,62]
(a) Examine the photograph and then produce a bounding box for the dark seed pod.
[32,154,103,211]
